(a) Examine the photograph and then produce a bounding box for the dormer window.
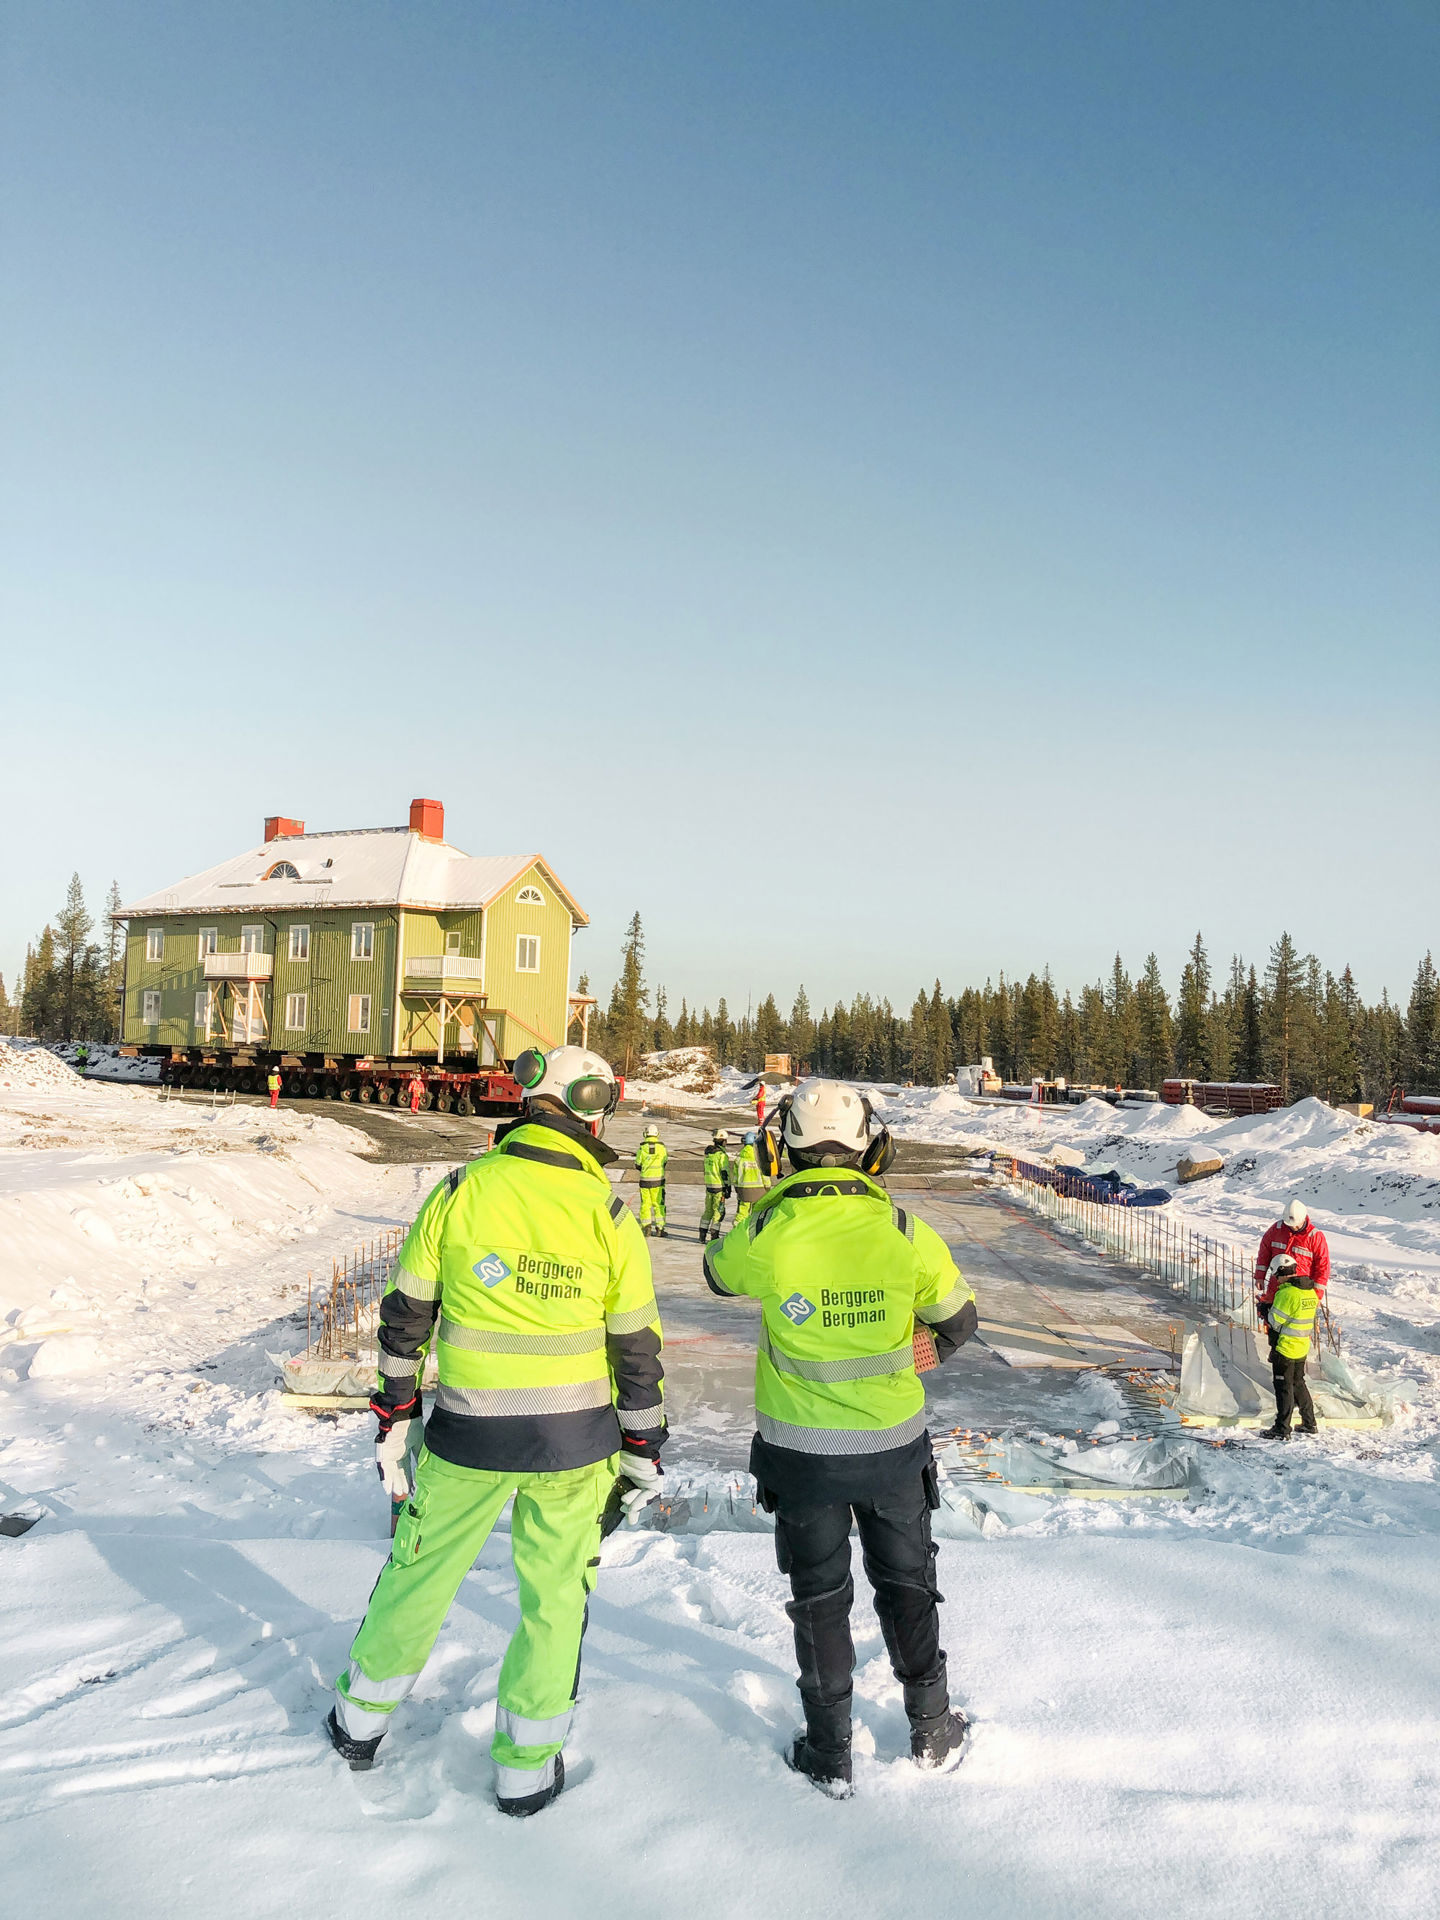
[266,860,300,880]
[516,885,544,905]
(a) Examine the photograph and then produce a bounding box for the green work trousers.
[701,1188,728,1233]
[639,1183,667,1231]
[335,1448,615,1800]
[734,1192,764,1224]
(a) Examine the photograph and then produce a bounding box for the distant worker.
[705,1080,978,1795]
[756,1082,767,1129]
[74,1043,90,1076]
[732,1129,768,1223]
[267,1066,282,1109]
[699,1130,732,1242]
[635,1123,668,1237]
[1260,1253,1319,1439]
[1254,1200,1330,1319]
[327,1044,666,1815]
[408,1073,425,1114]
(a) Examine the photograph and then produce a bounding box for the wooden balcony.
[405,956,485,983]
[203,952,274,981]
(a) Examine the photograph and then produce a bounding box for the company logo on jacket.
[779,1292,815,1326]
[473,1254,513,1287]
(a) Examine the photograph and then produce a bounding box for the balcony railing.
[405,956,485,984]
[203,952,274,980]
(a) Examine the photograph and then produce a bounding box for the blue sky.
[2,2,1435,1017]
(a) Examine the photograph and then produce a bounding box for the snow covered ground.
[3,1064,1440,1916]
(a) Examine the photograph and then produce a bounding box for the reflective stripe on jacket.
[703,1168,976,1455]
[703,1146,731,1192]
[376,1118,666,1472]
[1269,1281,1318,1360]
[635,1140,668,1188]
[1255,1221,1330,1300]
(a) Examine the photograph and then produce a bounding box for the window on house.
[286,993,309,1030]
[516,885,544,905]
[445,930,462,955]
[146,927,164,961]
[265,861,300,880]
[348,993,371,1034]
[352,923,374,961]
[240,925,264,954]
[194,990,211,1031]
[143,990,161,1024]
[516,934,540,972]
[289,925,310,962]
[198,927,217,958]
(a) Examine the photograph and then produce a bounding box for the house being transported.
[115,798,593,1109]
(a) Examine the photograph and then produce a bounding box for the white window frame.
[516,885,544,905]
[351,922,374,961]
[194,989,211,1032]
[198,927,217,959]
[348,992,372,1034]
[240,924,264,954]
[288,924,310,962]
[285,992,309,1031]
[445,930,462,955]
[142,989,162,1025]
[515,934,541,973]
[146,927,164,962]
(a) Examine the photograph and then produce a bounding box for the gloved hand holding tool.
[616,1448,662,1525]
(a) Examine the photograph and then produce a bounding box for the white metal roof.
[117,832,588,925]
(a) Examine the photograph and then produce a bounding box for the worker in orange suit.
[408,1074,425,1114]
[267,1067,282,1109]
[756,1082,767,1128]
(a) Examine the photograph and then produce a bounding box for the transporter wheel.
[206,1070,225,1091]
[454,1094,474,1116]
[416,1089,433,1111]
[434,1090,452,1113]
[377,1083,395,1105]
[236,1070,254,1093]
[304,1078,322,1099]
[337,1082,353,1101]
[357,1082,374,1103]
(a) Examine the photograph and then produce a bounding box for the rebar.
[305,1225,405,1360]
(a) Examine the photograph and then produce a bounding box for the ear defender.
[513,1050,546,1090]
[755,1125,783,1180]
[861,1128,895,1177]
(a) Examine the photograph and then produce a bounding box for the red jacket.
[1254,1219,1330,1302]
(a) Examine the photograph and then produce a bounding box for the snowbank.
[0,1038,85,1091]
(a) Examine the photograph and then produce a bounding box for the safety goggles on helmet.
[513,1048,619,1119]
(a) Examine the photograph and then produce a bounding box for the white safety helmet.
[776,1078,894,1175]
[1281,1199,1309,1231]
[512,1044,618,1126]
[713,1129,730,1144]
[644,1123,659,1139]
[1267,1253,1299,1283]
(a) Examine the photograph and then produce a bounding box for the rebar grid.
[995,1156,1341,1353]
[304,1227,406,1361]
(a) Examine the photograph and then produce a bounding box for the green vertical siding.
[480,869,574,1052]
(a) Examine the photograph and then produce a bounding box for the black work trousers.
[1271,1351,1316,1432]
[771,1478,947,1742]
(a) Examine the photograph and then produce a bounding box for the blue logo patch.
[473,1254,513,1288]
[779,1291,815,1326]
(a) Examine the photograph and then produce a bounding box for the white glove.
[375,1417,423,1501]
[616,1450,662,1524]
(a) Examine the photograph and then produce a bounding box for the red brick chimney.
[264,815,305,843]
[409,797,444,840]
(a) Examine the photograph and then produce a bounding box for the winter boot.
[496,1751,565,1818]
[785,1698,853,1799]
[910,1707,970,1771]
[1259,1423,1291,1441]
[325,1706,384,1772]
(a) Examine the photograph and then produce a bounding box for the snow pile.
[0,1038,85,1092]
[634,1047,720,1095]
[49,1040,162,1083]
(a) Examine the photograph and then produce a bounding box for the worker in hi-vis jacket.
[327,1045,667,1818]
[635,1123,668,1236]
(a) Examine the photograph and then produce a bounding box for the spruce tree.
[612,912,649,1076]
[788,986,816,1071]
[929,980,953,1084]
[1236,967,1265,1081]
[55,874,92,1042]
[908,989,934,1085]
[1404,954,1440,1092]
[0,972,11,1034]
[754,993,785,1060]
[1134,953,1173,1090]
[713,997,733,1067]
[1263,933,1305,1099]
[103,881,123,1042]
[1174,932,1211,1078]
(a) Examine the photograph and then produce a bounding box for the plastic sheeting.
[1175,1327,1408,1425]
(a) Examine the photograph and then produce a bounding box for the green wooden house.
[116,798,591,1069]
